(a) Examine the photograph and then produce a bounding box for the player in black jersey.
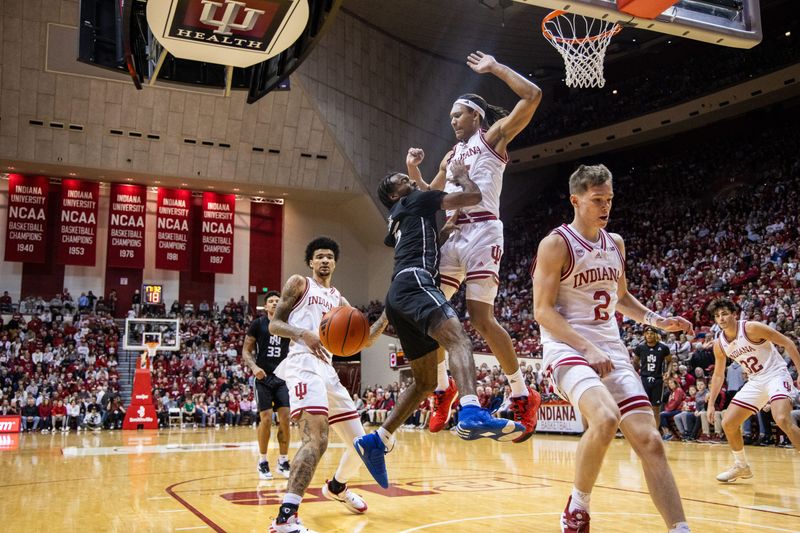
[354,160,525,490]
[632,326,672,421]
[244,290,291,480]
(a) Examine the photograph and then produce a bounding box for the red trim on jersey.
[479,129,508,163]
[440,274,461,289]
[602,230,626,268]
[599,231,608,251]
[740,321,766,345]
[553,356,590,370]
[770,394,790,403]
[291,278,311,311]
[561,224,593,252]
[551,228,575,281]
[620,401,652,415]
[329,412,360,424]
[456,211,498,225]
[618,395,650,409]
[529,256,537,280]
[465,271,500,285]
[290,406,329,419]
[730,399,758,414]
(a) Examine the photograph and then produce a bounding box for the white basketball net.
[543,11,621,89]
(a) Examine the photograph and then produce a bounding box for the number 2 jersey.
[716,320,787,378]
[535,224,625,347]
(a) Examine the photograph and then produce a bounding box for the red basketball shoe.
[509,387,541,443]
[561,496,590,532]
[428,377,459,433]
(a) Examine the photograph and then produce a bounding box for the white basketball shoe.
[716,463,753,482]
[269,515,318,533]
[321,480,368,514]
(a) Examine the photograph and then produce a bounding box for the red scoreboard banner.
[107,183,147,268]
[200,192,235,274]
[156,188,192,271]
[57,179,100,266]
[4,174,49,263]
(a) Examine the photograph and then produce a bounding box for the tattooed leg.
[287,411,329,496]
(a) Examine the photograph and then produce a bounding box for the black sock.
[328,476,346,495]
[276,503,298,524]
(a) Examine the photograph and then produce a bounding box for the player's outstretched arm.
[706,341,728,423]
[406,148,451,192]
[468,51,542,152]
[533,234,614,377]
[270,275,327,360]
[365,310,389,348]
[441,160,481,210]
[611,234,695,335]
[746,322,800,383]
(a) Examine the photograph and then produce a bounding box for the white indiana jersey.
[444,129,507,218]
[537,224,625,345]
[717,320,787,377]
[286,276,342,358]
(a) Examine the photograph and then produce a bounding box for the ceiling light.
[181,183,188,187]
[126,178,133,182]
[233,188,240,192]
[786,31,792,37]
[69,172,77,176]
[612,89,618,95]
[7,166,15,170]
[258,190,265,194]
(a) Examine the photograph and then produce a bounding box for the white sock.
[732,449,747,466]
[282,492,302,506]
[507,368,528,397]
[377,427,395,451]
[435,360,449,392]
[569,487,591,513]
[669,522,691,532]
[260,454,268,463]
[459,395,480,408]
[279,455,288,464]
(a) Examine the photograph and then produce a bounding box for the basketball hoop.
[145,341,159,359]
[542,10,622,89]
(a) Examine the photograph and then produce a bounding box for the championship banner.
[535,401,585,434]
[107,184,147,268]
[4,174,49,263]
[57,179,99,266]
[156,188,192,271]
[200,192,235,274]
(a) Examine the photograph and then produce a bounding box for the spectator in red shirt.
[51,399,68,432]
[659,380,686,441]
[38,398,53,433]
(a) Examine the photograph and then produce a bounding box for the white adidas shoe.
[716,463,753,482]
[321,481,368,514]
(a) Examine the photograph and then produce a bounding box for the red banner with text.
[107,183,147,268]
[156,188,192,271]
[200,192,235,274]
[4,174,50,263]
[57,179,99,266]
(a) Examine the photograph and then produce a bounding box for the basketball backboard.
[516,0,762,48]
[124,318,181,352]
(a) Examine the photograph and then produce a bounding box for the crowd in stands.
[510,15,799,148]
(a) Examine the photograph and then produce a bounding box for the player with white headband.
[406,50,543,442]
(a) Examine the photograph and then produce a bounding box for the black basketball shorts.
[255,374,290,412]
[641,376,664,406]
[385,268,458,361]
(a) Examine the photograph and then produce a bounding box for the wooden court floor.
[1,425,798,532]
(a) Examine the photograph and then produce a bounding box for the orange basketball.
[319,306,369,357]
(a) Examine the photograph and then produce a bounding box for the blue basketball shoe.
[455,405,525,441]
[353,433,389,489]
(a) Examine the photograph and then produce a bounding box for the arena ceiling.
[341,0,789,84]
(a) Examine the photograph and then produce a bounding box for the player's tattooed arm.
[242,335,265,379]
[269,275,308,341]
[365,311,389,348]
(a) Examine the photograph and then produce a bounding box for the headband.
[453,98,485,119]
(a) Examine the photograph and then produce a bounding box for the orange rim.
[542,10,622,45]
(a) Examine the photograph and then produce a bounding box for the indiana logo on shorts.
[295,382,308,400]
[491,245,502,265]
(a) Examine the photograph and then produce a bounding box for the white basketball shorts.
[274,353,360,424]
[439,218,504,305]
[730,367,795,414]
[543,339,651,420]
